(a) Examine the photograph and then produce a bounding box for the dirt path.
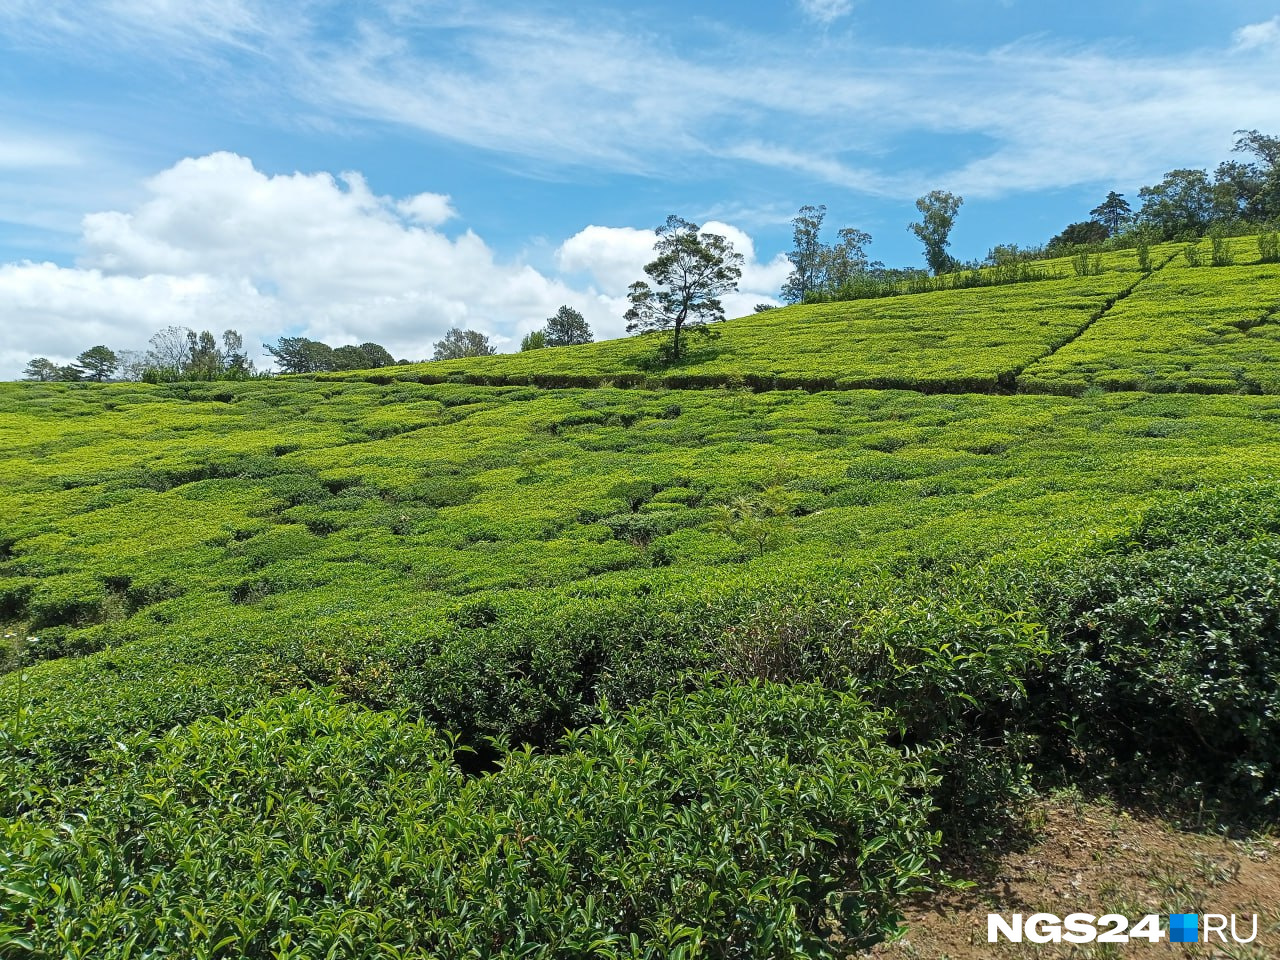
[865,795,1280,959]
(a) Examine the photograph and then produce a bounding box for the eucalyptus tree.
[909,191,964,275]
[781,204,827,303]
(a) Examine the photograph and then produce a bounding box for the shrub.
[1257,230,1279,264]
[1209,227,1234,267]
[1034,492,1280,815]
[0,685,939,958]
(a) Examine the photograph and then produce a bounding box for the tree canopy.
[781,206,879,304]
[265,337,337,374]
[908,191,964,275]
[544,306,593,347]
[781,205,827,304]
[1138,169,1215,240]
[266,337,396,374]
[520,330,548,352]
[73,346,119,382]
[1089,192,1132,235]
[432,328,496,361]
[1048,220,1110,252]
[624,216,743,362]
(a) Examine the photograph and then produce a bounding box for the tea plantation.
[2,245,1280,957]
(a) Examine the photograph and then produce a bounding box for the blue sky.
[2,0,1279,375]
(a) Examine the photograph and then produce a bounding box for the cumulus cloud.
[396,192,456,226]
[556,225,658,292]
[1234,17,1280,51]
[0,153,784,377]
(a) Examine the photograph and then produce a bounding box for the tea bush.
[3,254,1280,955]
[0,684,938,959]
[1019,260,1280,395]
[1033,488,1280,813]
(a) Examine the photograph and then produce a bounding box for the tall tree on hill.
[625,215,743,362]
[185,330,222,380]
[328,342,397,370]
[821,227,875,289]
[782,204,828,303]
[1218,129,1280,223]
[1233,128,1280,168]
[909,191,964,275]
[432,328,496,360]
[332,345,372,370]
[221,330,252,377]
[357,342,395,367]
[146,326,193,376]
[1089,191,1132,235]
[1138,169,1214,239]
[265,336,337,373]
[544,306,593,346]
[73,345,119,382]
[23,357,59,381]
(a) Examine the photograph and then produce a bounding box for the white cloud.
[0,153,785,377]
[283,12,1280,201]
[556,225,658,291]
[1234,16,1280,51]
[0,138,82,170]
[796,0,855,25]
[396,192,455,226]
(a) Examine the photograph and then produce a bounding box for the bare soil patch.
[864,795,1280,959]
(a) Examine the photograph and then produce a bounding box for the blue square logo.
[1169,913,1198,943]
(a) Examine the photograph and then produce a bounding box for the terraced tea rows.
[327,272,1145,393]
[1018,261,1280,394]
[317,236,1280,398]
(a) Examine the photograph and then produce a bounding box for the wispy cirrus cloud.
[1233,16,1280,51]
[4,2,1279,203]
[796,0,855,24]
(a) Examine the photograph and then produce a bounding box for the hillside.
[324,236,1280,395]
[3,243,1280,957]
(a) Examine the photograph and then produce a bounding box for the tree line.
[776,128,1280,307]
[24,328,254,383]
[22,308,596,381]
[1047,129,1280,250]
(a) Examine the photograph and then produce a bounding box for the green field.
[1018,259,1280,394]
[320,238,1280,397]
[3,249,1280,957]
